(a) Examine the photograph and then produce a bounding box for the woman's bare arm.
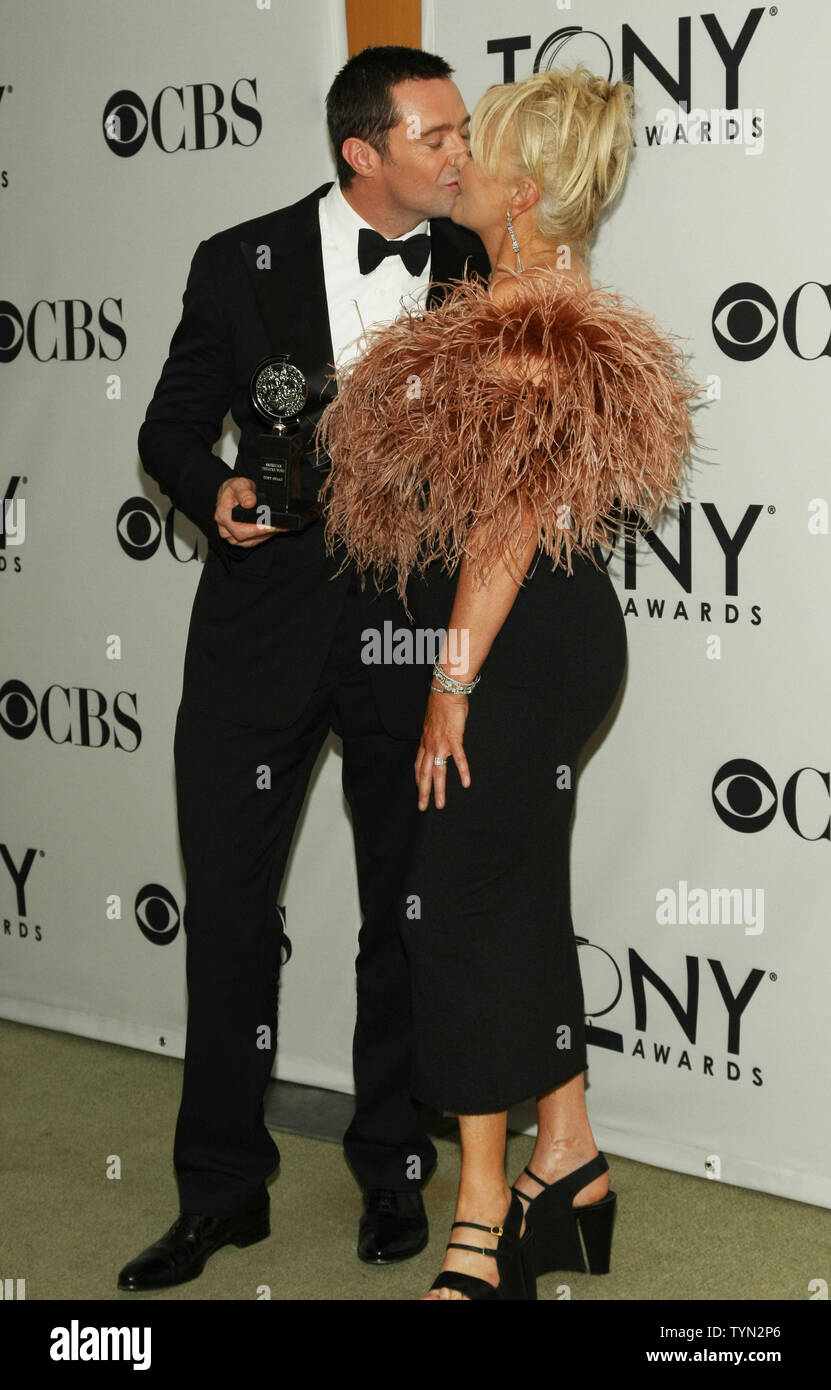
[415,522,539,810]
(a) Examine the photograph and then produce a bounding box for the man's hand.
[215,476,291,546]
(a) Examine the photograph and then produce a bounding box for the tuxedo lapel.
[239,183,337,406]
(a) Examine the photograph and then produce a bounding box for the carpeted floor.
[1,1018,827,1302]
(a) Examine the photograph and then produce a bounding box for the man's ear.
[340,137,380,181]
[512,177,540,218]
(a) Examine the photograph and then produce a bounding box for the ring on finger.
[433,755,450,766]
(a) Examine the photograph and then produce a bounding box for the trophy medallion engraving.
[231,354,320,532]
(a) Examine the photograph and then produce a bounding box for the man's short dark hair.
[326,45,454,187]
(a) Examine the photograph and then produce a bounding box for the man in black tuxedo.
[118,46,489,1291]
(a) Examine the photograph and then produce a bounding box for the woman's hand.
[415,690,471,810]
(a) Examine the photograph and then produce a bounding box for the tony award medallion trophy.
[231,354,319,531]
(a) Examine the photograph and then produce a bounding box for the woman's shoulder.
[432,266,591,312]
[488,265,592,306]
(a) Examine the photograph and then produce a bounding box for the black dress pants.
[171,581,436,1216]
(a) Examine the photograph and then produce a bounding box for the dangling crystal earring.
[506,208,523,271]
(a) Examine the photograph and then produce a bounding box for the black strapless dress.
[400,545,627,1114]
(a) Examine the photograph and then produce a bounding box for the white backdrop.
[2,0,829,1211]
[424,0,831,1207]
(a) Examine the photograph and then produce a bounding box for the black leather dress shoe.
[357,1188,428,1264]
[117,1204,270,1291]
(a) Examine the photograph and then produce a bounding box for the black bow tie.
[357,227,431,277]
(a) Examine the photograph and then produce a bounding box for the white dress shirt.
[318,180,431,372]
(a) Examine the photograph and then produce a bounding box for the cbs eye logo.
[712,758,831,841]
[135,884,180,945]
[117,499,161,559]
[712,758,777,832]
[103,91,148,157]
[713,281,831,361]
[0,678,37,738]
[117,497,203,562]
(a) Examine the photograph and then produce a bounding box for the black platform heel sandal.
[427,1190,537,1300]
[512,1153,616,1278]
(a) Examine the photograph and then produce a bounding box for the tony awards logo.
[232,354,319,531]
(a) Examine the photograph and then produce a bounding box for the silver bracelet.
[431,662,480,695]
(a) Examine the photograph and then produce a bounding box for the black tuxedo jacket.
[138,182,489,735]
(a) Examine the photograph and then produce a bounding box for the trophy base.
[230,500,321,532]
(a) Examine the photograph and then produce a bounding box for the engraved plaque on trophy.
[231,354,319,531]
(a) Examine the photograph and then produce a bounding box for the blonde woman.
[320,66,700,1300]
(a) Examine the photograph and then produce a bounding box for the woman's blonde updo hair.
[469,65,635,259]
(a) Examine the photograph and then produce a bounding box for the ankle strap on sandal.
[451,1219,503,1236]
[515,1152,609,1199]
[446,1217,504,1258]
